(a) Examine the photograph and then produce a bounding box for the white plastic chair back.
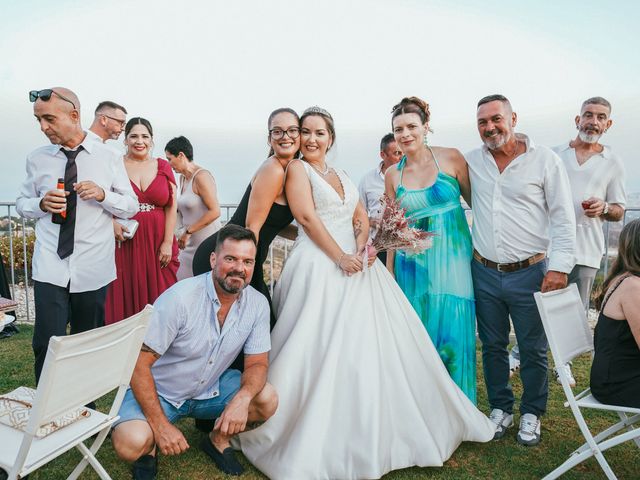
[26,305,152,434]
[534,284,593,366]
[535,285,640,480]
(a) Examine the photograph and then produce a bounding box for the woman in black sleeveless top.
[192,108,298,434]
[590,219,640,408]
[192,108,298,328]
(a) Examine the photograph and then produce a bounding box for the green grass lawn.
[1,325,638,479]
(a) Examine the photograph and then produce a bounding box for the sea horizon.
[4,123,640,207]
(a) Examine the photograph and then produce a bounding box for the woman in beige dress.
[165,136,221,280]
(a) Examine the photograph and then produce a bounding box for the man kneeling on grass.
[112,225,277,479]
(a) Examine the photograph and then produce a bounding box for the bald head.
[32,86,84,148]
[52,87,81,112]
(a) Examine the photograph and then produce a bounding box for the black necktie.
[57,146,83,259]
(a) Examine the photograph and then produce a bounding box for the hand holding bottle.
[41,178,68,221]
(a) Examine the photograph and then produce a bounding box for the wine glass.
[579,194,594,228]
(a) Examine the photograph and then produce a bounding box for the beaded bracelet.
[336,253,347,268]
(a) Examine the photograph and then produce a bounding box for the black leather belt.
[473,250,545,273]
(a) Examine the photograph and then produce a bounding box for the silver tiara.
[303,106,332,119]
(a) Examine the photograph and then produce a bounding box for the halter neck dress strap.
[426,145,441,171]
[397,155,407,186]
[397,148,441,185]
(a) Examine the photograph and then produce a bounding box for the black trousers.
[33,281,107,384]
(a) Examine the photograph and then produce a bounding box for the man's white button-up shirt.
[358,162,385,238]
[16,134,138,292]
[465,134,576,273]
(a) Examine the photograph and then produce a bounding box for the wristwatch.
[602,202,609,216]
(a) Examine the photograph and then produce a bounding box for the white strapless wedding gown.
[238,162,495,479]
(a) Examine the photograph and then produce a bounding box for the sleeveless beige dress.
[176,169,221,280]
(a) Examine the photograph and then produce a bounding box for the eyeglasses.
[29,89,77,110]
[269,127,300,140]
[102,114,126,128]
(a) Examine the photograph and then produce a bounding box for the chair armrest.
[565,387,591,407]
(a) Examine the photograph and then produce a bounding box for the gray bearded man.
[554,96,626,306]
[510,97,627,387]
[549,97,626,385]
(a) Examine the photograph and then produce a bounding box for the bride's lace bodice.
[296,161,359,249]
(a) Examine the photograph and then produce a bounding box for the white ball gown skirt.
[237,230,495,480]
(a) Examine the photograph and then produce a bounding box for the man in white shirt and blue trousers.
[16,87,138,383]
[465,95,576,447]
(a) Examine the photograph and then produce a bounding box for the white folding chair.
[535,284,640,480]
[0,305,152,480]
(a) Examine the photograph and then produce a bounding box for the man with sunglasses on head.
[16,87,138,384]
[87,100,128,145]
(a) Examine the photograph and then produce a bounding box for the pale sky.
[1,0,638,203]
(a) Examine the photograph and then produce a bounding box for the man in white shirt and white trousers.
[16,87,138,383]
[510,96,627,389]
[553,96,626,308]
[465,95,576,447]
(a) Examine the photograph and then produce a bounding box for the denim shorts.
[114,369,241,427]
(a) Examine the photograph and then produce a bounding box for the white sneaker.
[508,348,520,378]
[555,363,576,388]
[489,408,514,439]
[517,413,541,446]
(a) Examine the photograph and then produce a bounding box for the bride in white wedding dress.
[237,107,495,479]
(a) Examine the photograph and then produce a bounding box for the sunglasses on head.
[29,89,77,110]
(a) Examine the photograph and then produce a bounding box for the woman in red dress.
[105,117,179,324]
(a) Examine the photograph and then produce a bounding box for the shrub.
[0,233,35,283]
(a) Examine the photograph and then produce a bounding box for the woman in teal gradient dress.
[385,96,477,403]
